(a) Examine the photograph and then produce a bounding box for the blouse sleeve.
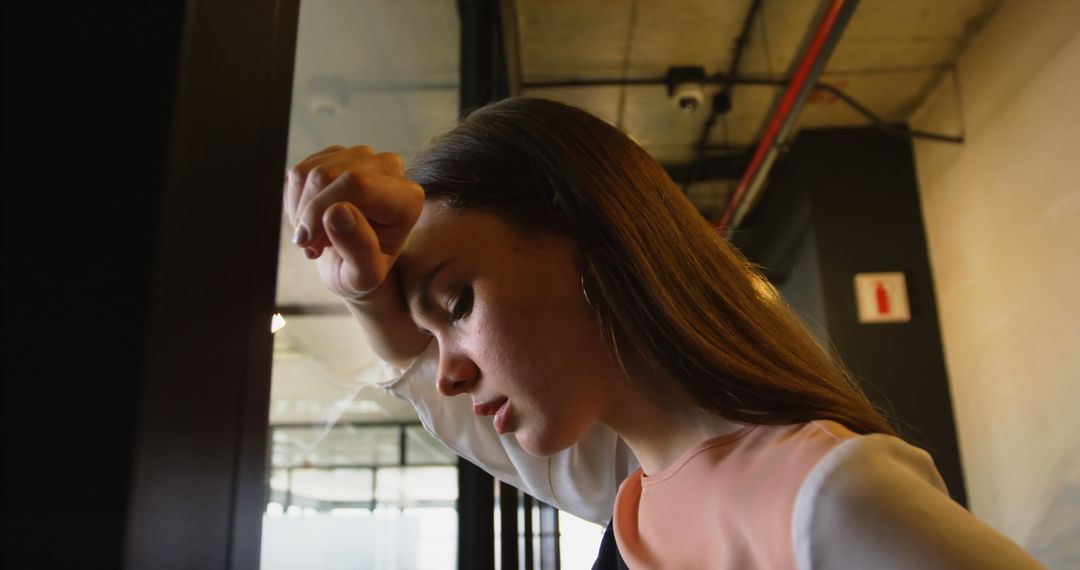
[376,340,638,525]
[792,434,1046,570]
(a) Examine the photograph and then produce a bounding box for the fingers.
[321,202,388,295]
[294,172,424,255]
[310,144,350,158]
[369,151,406,178]
[288,152,410,252]
[283,145,376,226]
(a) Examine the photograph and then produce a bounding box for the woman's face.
[397,201,622,456]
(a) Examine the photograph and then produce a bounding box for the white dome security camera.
[666,66,708,114]
[672,82,705,114]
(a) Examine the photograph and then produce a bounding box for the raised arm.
[282,144,638,525]
[283,144,429,368]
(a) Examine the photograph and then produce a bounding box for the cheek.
[465,287,612,456]
[454,295,514,383]
[464,295,544,380]
[475,285,584,362]
[468,285,612,405]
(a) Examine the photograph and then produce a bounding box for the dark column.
[735,127,967,505]
[456,2,506,568]
[499,482,520,570]
[458,0,510,109]
[458,459,495,570]
[522,494,535,570]
[3,0,298,568]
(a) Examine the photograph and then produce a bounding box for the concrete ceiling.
[273,0,1002,425]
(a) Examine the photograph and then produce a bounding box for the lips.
[473,396,508,417]
[473,397,512,434]
[492,400,511,435]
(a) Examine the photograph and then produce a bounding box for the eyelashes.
[418,284,473,336]
[449,286,474,322]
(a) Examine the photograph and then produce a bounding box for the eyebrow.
[412,258,454,318]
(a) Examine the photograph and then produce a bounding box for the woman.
[284,98,1042,568]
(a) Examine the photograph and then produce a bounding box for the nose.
[436,348,479,397]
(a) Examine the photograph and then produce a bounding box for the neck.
[601,375,745,476]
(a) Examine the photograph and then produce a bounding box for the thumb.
[323,202,388,294]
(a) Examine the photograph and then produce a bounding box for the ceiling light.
[271,313,287,333]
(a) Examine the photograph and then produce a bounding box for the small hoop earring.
[581,273,596,311]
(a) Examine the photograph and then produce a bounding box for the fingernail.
[292,224,309,246]
[327,205,356,235]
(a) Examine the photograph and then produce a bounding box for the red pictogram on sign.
[855,272,909,323]
[875,282,890,315]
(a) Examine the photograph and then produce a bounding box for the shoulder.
[796,433,947,508]
[793,434,1044,570]
[729,420,858,483]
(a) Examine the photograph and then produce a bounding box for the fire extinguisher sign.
[854,272,911,324]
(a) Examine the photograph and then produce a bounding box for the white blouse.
[377,340,638,525]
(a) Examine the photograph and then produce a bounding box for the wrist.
[341,274,400,313]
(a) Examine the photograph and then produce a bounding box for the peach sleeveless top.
[613,421,856,569]
[611,420,1045,570]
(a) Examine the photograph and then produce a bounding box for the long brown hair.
[408,97,896,436]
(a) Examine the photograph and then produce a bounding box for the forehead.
[397,203,501,291]
[397,202,577,299]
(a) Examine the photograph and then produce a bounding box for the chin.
[515,429,577,458]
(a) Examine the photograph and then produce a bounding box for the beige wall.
[910,0,1080,561]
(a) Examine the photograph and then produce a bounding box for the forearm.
[343,267,430,369]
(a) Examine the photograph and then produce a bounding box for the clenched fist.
[284,145,425,300]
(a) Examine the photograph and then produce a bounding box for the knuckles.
[286,147,422,224]
[340,170,375,190]
[374,152,405,176]
[306,165,336,190]
[286,164,308,190]
[289,147,403,187]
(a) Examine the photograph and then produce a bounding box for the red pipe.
[715,0,851,231]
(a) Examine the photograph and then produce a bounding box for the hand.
[284,145,425,300]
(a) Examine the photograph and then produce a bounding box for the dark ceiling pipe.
[715,0,859,233]
[524,77,668,88]
[742,78,964,144]
[813,82,964,144]
[722,0,764,97]
[520,75,963,145]
[686,0,764,192]
[521,0,962,210]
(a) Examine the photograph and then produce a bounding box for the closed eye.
[449,286,474,322]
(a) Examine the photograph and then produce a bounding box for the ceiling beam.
[275,304,351,316]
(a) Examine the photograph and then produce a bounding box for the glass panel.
[559,511,606,569]
[261,506,456,570]
[269,315,420,426]
[291,468,375,504]
[405,425,458,465]
[272,425,400,467]
[375,466,457,508]
[402,466,458,505]
[264,0,460,566]
[262,466,457,569]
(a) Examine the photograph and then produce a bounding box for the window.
[265,1,460,567]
